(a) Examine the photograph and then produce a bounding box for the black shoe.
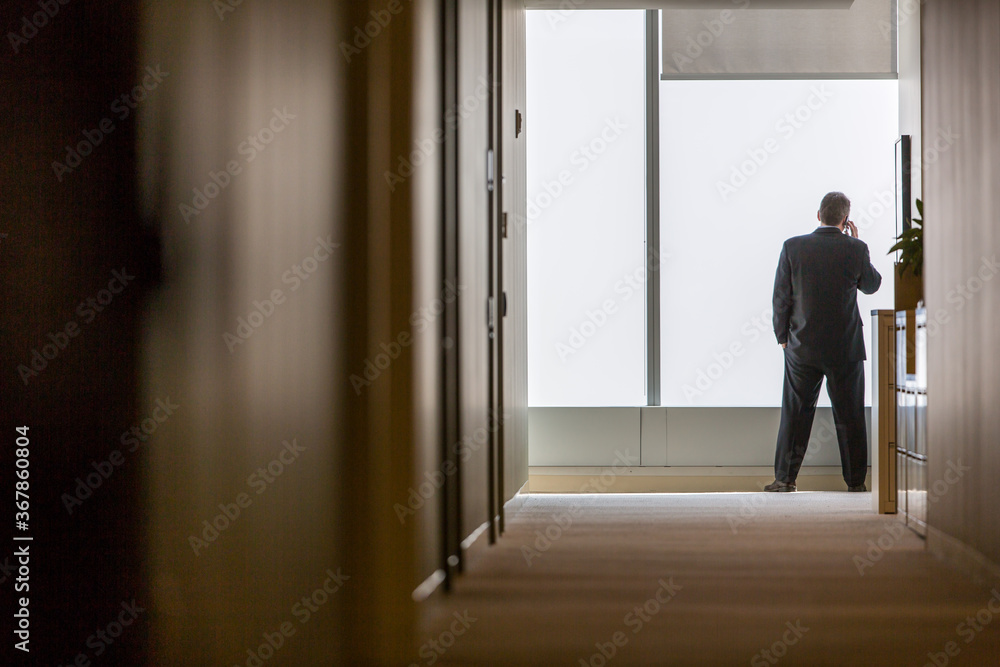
[764,479,796,492]
[847,483,867,492]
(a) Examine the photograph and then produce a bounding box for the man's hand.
[844,219,858,238]
[780,343,787,349]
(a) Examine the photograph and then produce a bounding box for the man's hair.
[819,192,851,227]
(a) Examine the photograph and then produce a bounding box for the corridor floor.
[418,493,1000,666]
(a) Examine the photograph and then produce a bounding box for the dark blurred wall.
[137,0,445,663]
[922,0,1000,585]
[3,0,528,663]
[0,1,149,663]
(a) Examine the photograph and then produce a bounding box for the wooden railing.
[871,309,897,513]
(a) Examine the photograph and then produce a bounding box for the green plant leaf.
[890,198,924,274]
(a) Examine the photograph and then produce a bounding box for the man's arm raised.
[858,245,882,295]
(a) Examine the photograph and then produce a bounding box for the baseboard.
[411,569,446,602]
[461,521,491,556]
[415,483,532,601]
[927,524,1000,592]
[413,520,493,601]
[503,479,529,517]
[528,466,871,493]
[465,480,532,557]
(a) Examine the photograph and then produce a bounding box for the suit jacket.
[772,226,882,365]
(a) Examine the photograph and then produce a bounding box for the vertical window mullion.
[645,10,661,406]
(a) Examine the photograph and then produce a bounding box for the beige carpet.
[418,493,1000,666]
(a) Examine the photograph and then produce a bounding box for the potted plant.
[890,198,924,310]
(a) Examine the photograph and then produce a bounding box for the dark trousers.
[774,353,868,487]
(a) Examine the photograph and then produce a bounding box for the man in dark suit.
[765,192,882,493]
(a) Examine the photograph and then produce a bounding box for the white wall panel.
[530,406,871,467]
[529,407,641,466]
[640,407,668,466]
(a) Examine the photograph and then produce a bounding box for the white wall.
[529,406,871,467]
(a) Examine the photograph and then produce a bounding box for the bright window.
[658,79,898,407]
[526,10,647,407]
[527,12,899,409]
